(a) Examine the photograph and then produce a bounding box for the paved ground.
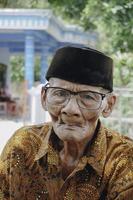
[0,119,24,154]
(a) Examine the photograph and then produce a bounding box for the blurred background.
[0,0,133,153]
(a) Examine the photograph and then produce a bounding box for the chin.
[57,133,81,142]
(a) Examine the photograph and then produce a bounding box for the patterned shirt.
[0,121,133,200]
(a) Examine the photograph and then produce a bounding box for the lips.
[58,116,82,127]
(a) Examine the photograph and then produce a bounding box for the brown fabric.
[0,122,133,200]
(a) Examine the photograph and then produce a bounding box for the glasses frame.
[42,83,110,110]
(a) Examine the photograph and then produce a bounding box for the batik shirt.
[0,122,133,200]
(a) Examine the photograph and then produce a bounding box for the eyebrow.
[47,81,108,94]
[44,86,109,96]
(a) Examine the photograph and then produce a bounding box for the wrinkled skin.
[41,78,116,178]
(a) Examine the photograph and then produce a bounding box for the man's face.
[42,78,108,143]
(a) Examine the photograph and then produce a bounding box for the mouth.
[58,118,82,128]
[58,124,81,132]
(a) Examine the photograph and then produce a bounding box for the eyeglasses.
[43,84,109,110]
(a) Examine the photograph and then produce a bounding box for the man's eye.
[54,90,68,97]
[83,94,94,100]
[81,93,94,100]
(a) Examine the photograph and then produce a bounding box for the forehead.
[49,78,104,93]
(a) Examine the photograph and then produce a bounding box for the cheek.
[82,109,101,123]
[46,103,61,121]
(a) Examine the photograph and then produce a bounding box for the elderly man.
[0,46,133,200]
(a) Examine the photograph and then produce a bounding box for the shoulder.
[97,124,133,164]
[0,122,52,162]
[102,127,133,198]
[104,126,133,155]
[103,126,133,179]
[103,126,133,167]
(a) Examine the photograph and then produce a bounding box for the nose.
[61,96,81,117]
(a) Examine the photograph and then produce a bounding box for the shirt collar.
[85,123,107,175]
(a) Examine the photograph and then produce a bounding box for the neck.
[59,138,89,169]
[60,120,99,164]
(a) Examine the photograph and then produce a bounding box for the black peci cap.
[46,46,113,92]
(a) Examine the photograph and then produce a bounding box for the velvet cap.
[46,46,113,91]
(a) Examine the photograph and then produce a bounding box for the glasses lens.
[47,88,70,105]
[78,91,102,109]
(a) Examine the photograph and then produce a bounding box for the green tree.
[113,53,133,87]
[10,55,40,83]
[0,0,50,9]
[48,0,133,53]
[10,56,24,82]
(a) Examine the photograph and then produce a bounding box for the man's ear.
[41,87,47,111]
[102,94,116,118]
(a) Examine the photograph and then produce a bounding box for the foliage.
[0,0,50,9]
[113,52,133,87]
[10,56,24,82]
[48,0,88,24]
[34,56,41,82]
[48,0,133,53]
[0,63,7,87]
[10,55,40,83]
